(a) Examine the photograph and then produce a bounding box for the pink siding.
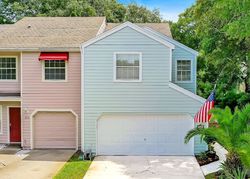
[0,52,21,93]
[22,52,81,149]
[0,101,21,143]
[34,112,76,149]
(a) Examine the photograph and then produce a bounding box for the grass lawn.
[53,151,92,179]
[206,172,230,179]
[205,173,216,179]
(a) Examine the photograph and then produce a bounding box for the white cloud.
[161,12,180,22]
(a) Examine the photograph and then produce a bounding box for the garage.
[97,114,194,155]
[33,111,77,149]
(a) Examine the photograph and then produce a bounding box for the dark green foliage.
[171,0,250,109]
[0,0,161,23]
[221,162,247,179]
[203,136,216,145]
[222,152,244,174]
[125,3,161,23]
[196,152,208,161]
[185,104,250,169]
[217,90,250,111]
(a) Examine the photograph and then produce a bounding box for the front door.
[9,107,21,143]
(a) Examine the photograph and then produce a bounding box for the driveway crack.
[136,157,156,175]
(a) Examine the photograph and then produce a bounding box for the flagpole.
[213,84,217,91]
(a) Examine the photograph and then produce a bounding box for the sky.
[119,0,196,22]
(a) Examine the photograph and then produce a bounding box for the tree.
[171,0,250,108]
[0,0,161,23]
[185,104,250,170]
[125,3,161,23]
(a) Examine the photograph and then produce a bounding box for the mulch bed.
[195,151,219,166]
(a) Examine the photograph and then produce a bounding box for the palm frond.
[184,127,206,144]
[186,104,250,168]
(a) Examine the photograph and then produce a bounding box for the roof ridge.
[106,22,171,37]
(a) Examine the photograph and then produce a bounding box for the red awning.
[39,52,69,61]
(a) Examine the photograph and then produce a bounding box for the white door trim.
[30,109,78,150]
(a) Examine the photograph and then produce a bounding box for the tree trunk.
[245,56,250,93]
[246,78,250,93]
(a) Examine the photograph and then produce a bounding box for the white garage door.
[33,112,77,149]
[97,114,194,155]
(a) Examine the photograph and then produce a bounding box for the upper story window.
[114,53,142,82]
[43,60,66,81]
[176,60,192,82]
[0,57,17,80]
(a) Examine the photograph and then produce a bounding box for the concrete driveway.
[84,156,204,179]
[0,147,74,179]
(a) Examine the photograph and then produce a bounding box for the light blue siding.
[172,47,197,93]
[84,26,206,154]
[143,28,197,93]
[95,27,160,45]
[195,129,208,153]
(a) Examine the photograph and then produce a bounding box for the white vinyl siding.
[176,60,192,82]
[114,52,142,82]
[0,57,17,80]
[43,60,66,81]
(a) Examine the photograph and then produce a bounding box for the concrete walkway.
[84,156,204,179]
[0,148,74,179]
[201,143,228,175]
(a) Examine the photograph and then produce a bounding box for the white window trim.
[175,59,193,83]
[113,52,142,82]
[42,60,68,82]
[0,105,2,134]
[0,56,18,82]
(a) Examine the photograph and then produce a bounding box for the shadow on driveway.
[24,150,75,162]
[0,149,75,179]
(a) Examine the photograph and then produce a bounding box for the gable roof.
[81,21,175,49]
[169,82,205,103]
[0,17,106,51]
[105,23,172,38]
[143,27,199,56]
[0,17,175,51]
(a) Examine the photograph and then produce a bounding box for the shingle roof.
[0,17,106,50]
[0,17,172,50]
[105,23,172,38]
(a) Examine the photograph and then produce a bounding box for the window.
[0,57,17,80]
[114,53,141,81]
[177,60,192,82]
[43,60,66,81]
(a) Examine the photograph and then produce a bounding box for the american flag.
[194,91,215,123]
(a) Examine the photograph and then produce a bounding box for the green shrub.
[217,90,250,110]
[220,166,247,179]
[222,152,244,174]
